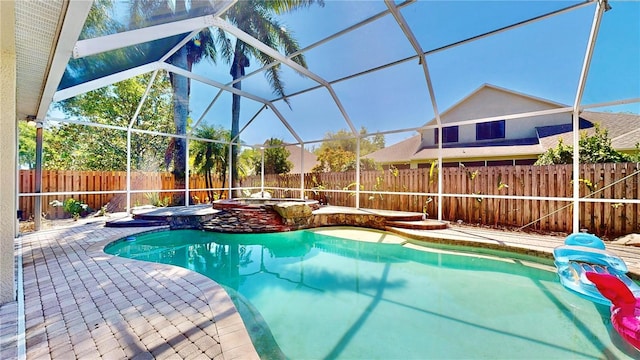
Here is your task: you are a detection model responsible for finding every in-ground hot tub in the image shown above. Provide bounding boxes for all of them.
[205,198,321,233]
[212,197,320,210]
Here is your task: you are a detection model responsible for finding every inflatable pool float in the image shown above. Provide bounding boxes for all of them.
[585,272,640,350]
[553,233,640,305]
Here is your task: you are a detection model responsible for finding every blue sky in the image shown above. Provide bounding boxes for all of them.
[53,0,640,148]
[189,0,639,148]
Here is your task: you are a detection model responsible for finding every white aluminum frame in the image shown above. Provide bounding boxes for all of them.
[23,0,638,236]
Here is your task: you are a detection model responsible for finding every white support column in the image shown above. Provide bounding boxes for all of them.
[34,121,43,230]
[571,0,608,233]
[572,110,581,232]
[126,131,131,212]
[185,138,190,205]
[228,142,233,199]
[127,71,158,212]
[355,137,361,209]
[300,144,305,199]
[437,126,443,222]
[14,127,19,238]
[385,0,443,220]
[261,146,265,195]
[0,0,17,304]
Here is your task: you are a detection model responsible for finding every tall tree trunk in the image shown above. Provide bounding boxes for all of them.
[219,172,227,199]
[219,157,227,199]
[230,44,249,197]
[170,46,189,205]
[205,169,213,202]
[231,88,240,197]
[204,146,213,201]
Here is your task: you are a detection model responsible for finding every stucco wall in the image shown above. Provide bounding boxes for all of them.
[0,0,17,304]
[421,86,570,146]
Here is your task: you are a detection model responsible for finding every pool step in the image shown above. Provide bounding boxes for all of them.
[385,220,448,230]
[376,214,425,222]
[105,217,169,228]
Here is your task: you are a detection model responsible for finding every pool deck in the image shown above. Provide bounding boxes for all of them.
[3,209,640,359]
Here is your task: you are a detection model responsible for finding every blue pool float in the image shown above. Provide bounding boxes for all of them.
[553,233,640,306]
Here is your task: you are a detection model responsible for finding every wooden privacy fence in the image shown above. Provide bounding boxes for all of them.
[19,163,640,236]
[246,162,640,237]
[18,170,223,220]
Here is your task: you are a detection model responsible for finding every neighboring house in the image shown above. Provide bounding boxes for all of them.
[285,144,318,174]
[365,84,640,169]
[539,111,640,156]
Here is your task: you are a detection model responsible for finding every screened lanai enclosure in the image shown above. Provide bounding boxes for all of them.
[17,0,640,236]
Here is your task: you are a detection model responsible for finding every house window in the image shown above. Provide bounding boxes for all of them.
[434,126,459,144]
[476,120,505,140]
[487,160,513,166]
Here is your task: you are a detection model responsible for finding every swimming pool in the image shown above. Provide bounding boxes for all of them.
[105,228,637,359]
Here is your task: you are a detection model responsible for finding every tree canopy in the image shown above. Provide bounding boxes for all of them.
[18,121,40,169]
[191,126,230,201]
[259,138,293,175]
[312,128,384,172]
[535,124,639,165]
[45,73,174,171]
[238,138,293,176]
[126,0,322,195]
[220,0,323,192]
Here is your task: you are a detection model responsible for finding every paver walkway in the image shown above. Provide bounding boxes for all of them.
[3,214,640,359]
[3,218,257,360]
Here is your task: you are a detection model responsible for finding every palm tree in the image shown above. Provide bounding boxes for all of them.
[191,126,230,201]
[131,0,217,204]
[219,0,322,195]
[132,0,322,199]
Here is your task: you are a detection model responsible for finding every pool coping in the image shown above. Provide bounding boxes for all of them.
[388,225,640,280]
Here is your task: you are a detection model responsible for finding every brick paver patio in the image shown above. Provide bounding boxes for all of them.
[3,219,257,359]
[3,214,640,359]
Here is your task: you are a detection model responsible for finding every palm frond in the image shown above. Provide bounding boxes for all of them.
[187,28,217,65]
[215,28,234,63]
[264,0,324,14]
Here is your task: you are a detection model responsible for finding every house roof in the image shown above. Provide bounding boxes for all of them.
[366,84,568,163]
[536,118,593,149]
[363,135,421,164]
[538,112,640,151]
[423,83,568,127]
[364,83,640,165]
[365,135,547,164]
[371,110,640,164]
[411,143,545,161]
[536,118,593,139]
[285,145,318,174]
[14,1,69,121]
[581,111,640,150]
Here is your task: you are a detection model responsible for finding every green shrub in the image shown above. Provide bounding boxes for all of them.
[50,198,89,220]
[536,124,631,165]
[144,192,170,207]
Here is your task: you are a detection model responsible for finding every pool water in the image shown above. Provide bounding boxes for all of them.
[105,229,637,359]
